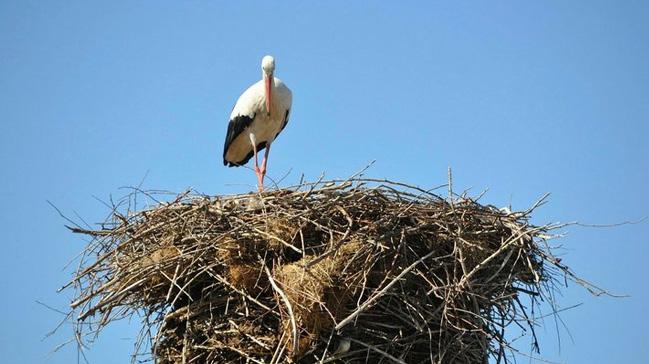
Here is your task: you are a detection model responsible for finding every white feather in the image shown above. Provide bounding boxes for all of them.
[224,77,292,164]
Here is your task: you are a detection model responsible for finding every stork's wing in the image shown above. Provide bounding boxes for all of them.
[275,109,291,140]
[223,113,255,166]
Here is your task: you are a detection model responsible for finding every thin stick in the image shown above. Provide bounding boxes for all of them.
[263,263,298,357]
[335,250,436,331]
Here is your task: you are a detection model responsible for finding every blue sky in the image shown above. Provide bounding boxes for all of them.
[1,1,648,363]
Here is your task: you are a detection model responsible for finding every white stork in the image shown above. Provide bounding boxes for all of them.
[222,55,292,192]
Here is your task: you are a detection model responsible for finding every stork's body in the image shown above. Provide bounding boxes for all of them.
[222,56,292,191]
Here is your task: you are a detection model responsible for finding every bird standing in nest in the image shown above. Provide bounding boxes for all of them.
[223,55,293,192]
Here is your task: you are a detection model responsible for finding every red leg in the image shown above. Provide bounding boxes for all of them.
[250,137,264,192]
[259,143,271,190]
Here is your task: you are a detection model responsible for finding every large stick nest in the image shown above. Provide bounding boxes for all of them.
[64,178,583,363]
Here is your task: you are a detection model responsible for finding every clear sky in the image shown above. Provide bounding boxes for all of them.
[1,1,648,363]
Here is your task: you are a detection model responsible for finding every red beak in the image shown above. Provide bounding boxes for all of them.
[265,74,272,116]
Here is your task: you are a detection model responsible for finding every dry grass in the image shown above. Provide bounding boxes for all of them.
[61,176,595,363]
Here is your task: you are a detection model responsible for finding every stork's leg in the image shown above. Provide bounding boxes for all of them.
[249,134,264,192]
[259,142,272,189]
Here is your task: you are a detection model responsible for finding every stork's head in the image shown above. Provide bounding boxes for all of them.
[261,55,275,116]
[261,55,275,75]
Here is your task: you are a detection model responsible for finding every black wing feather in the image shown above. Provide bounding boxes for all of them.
[223,114,254,166]
[275,109,291,140]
